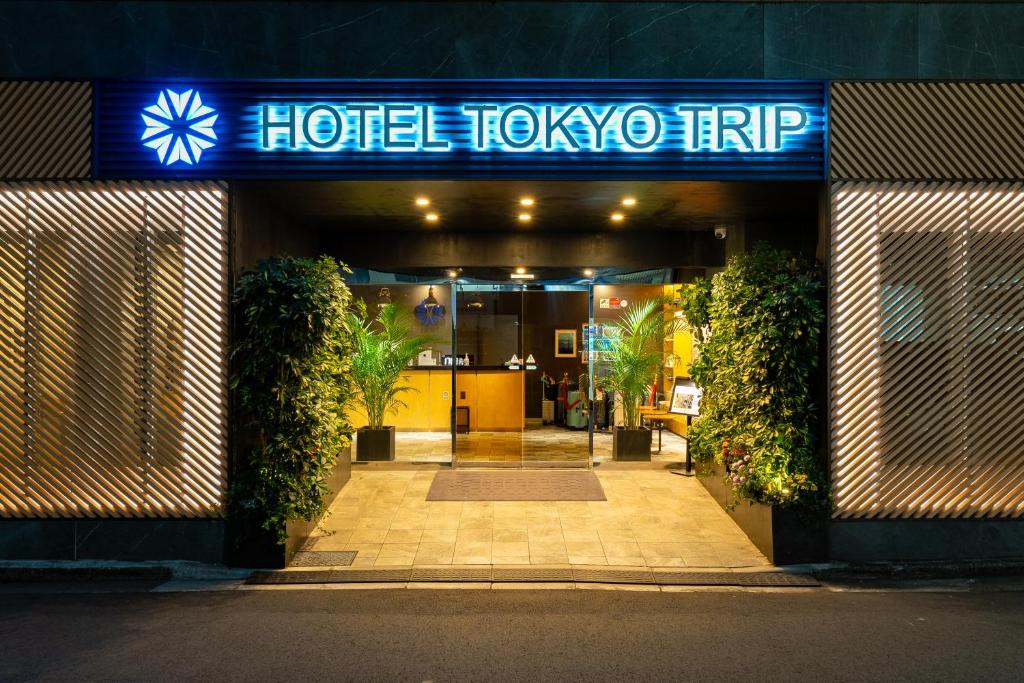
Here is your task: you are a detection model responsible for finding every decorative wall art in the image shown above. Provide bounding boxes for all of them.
[555,329,577,357]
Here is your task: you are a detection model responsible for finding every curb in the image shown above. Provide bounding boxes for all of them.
[0,560,252,583]
[815,559,1024,582]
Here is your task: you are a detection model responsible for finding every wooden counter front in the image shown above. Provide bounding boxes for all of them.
[346,369,525,432]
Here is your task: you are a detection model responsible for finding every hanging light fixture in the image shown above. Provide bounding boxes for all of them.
[424,285,439,309]
[376,287,392,308]
[415,285,446,325]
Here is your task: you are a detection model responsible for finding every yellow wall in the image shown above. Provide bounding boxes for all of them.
[664,284,693,437]
[347,369,524,432]
[475,371,525,431]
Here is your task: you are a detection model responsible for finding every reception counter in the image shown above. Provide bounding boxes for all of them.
[347,368,525,432]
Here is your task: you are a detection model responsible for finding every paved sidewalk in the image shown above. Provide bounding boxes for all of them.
[304,467,768,569]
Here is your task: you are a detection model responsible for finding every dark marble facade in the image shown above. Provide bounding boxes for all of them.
[2,2,1024,81]
[0,519,225,562]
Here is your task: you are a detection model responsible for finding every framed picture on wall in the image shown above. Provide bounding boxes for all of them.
[669,377,702,416]
[554,329,577,358]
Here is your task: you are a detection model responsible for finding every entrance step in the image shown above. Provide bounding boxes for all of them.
[247,566,819,587]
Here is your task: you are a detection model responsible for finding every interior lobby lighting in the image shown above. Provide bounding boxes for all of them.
[425,212,439,222]
[511,272,535,280]
[415,197,431,206]
[519,196,535,206]
[518,213,532,223]
[515,266,527,274]
[446,270,459,279]
[610,212,625,222]
[622,196,637,207]
[583,268,594,277]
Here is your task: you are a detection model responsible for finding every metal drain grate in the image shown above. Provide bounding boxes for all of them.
[410,566,491,582]
[330,569,412,583]
[247,567,821,587]
[653,571,820,587]
[492,567,575,582]
[572,568,656,584]
[289,551,357,567]
[248,570,334,584]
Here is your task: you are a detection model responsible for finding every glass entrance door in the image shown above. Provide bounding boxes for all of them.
[451,283,593,469]
[451,284,524,466]
[521,286,593,468]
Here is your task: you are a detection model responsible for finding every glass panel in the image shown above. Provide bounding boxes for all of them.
[452,284,524,467]
[347,284,453,464]
[521,287,592,468]
[590,283,690,464]
[451,283,596,469]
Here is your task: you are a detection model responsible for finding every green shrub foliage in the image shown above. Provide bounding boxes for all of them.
[677,276,712,344]
[230,256,354,540]
[685,245,827,508]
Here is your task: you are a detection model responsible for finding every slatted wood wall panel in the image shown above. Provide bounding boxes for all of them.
[831,182,1024,519]
[830,82,1024,181]
[0,82,91,179]
[0,182,228,518]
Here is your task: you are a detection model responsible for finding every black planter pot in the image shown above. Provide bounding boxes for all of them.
[356,426,396,461]
[613,427,652,461]
[697,460,828,565]
[228,446,352,568]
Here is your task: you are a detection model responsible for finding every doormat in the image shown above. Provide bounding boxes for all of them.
[426,470,606,501]
[288,550,357,567]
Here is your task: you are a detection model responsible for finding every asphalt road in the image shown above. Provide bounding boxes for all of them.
[1,586,1023,682]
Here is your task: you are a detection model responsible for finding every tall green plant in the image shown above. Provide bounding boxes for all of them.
[686,244,826,508]
[230,256,354,541]
[347,302,434,430]
[603,297,684,429]
[678,277,712,344]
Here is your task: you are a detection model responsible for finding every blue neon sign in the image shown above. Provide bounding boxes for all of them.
[140,88,218,165]
[95,80,826,180]
[255,102,810,154]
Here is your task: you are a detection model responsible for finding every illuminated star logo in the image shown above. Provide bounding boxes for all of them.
[140,89,217,166]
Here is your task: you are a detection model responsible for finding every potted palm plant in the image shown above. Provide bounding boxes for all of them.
[347,302,434,461]
[603,297,683,460]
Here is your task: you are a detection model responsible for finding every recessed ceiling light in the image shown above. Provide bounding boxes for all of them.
[447,270,459,279]
[425,212,439,222]
[518,213,532,223]
[515,266,527,274]
[415,197,431,206]
[519,197,535,207]
[610,212,625,222]
[622,197,637,207]
[583,268,594,277]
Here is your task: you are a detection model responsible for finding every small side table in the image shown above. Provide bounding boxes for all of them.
[640,410,674,453]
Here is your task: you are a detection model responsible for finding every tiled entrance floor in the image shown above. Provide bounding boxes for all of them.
[305,468,769,569]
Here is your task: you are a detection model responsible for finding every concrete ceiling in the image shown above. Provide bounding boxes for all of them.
[246,179,821,233]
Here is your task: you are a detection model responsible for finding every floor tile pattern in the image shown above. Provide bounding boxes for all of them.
[307,468,768,569]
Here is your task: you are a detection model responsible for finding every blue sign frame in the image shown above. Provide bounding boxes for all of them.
[94,79,827,180]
